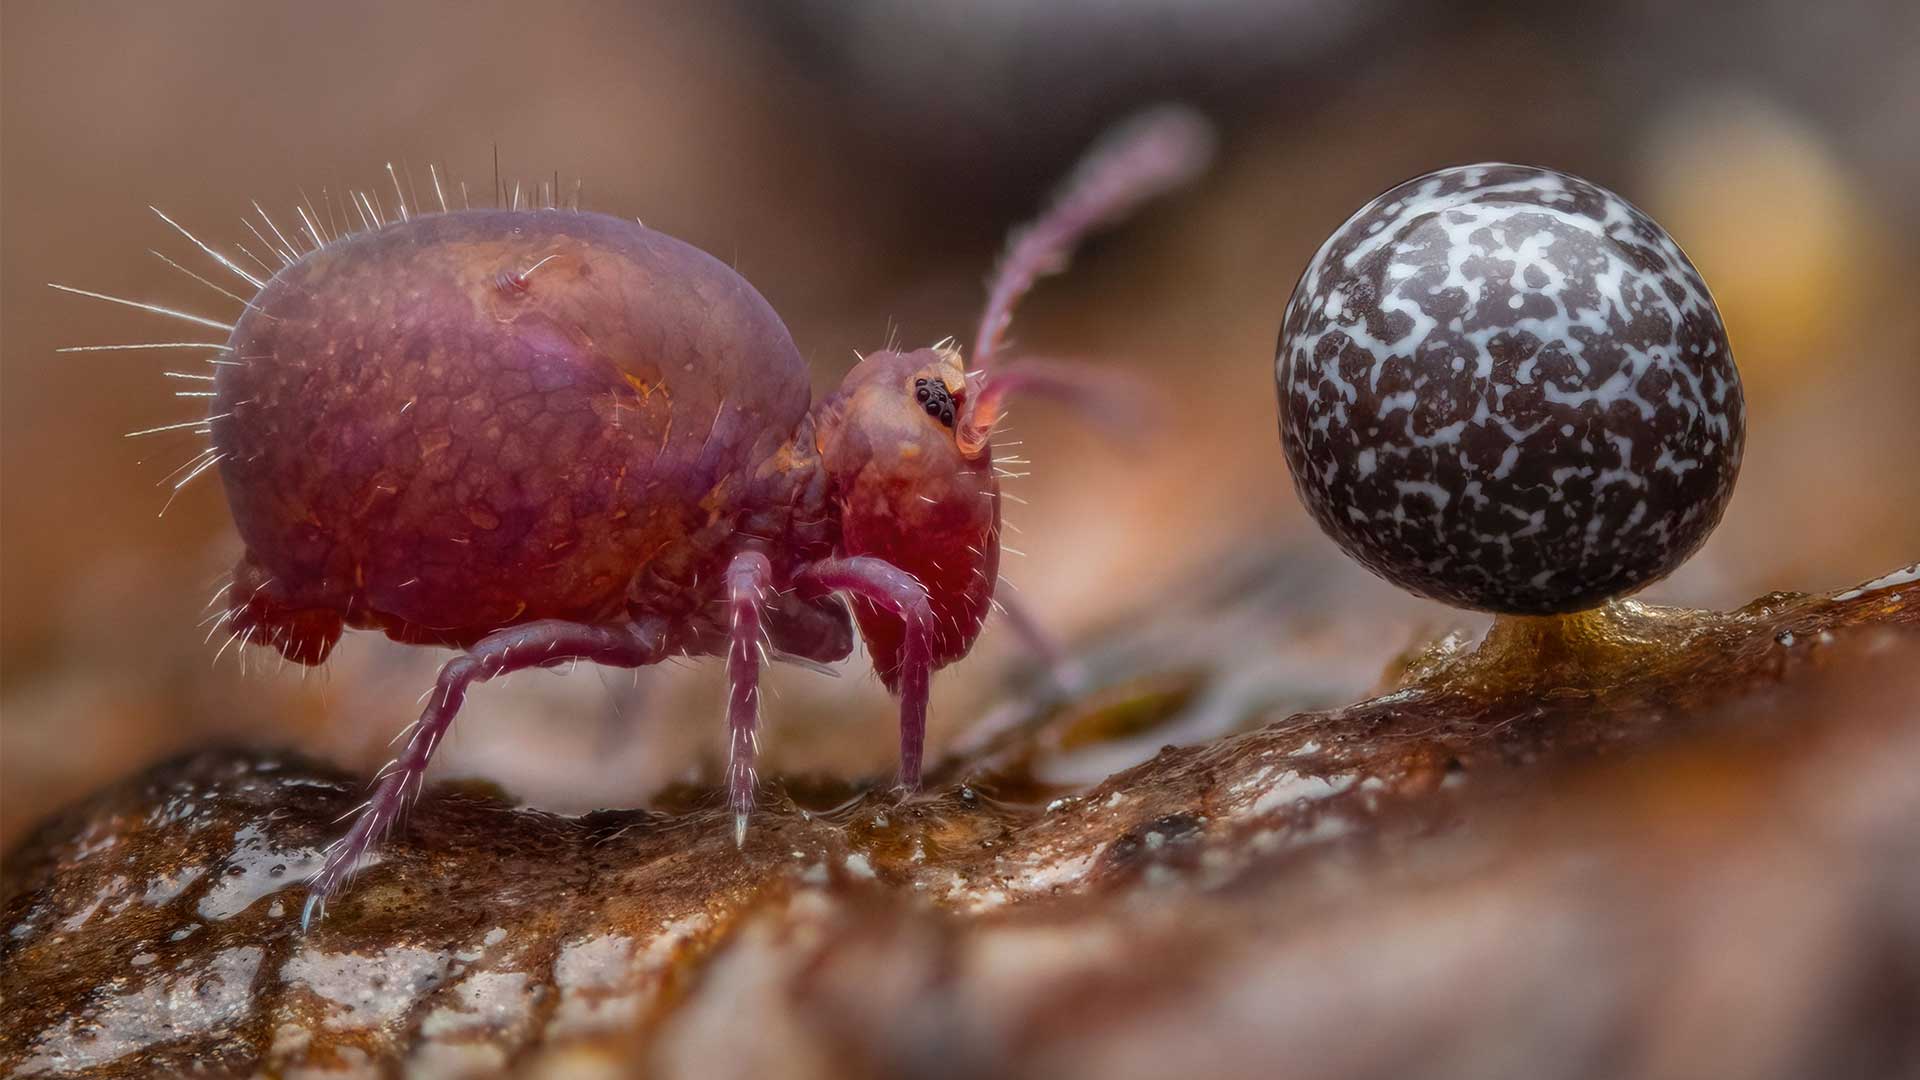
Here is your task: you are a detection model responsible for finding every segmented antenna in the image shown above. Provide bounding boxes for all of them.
[959,105,1214,457]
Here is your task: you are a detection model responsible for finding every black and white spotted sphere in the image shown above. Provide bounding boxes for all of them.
[1276,164,1744,614]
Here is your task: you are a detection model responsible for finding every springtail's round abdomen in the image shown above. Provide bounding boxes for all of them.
[214,209,814,657]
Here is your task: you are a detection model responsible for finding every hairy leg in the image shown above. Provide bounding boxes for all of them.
[723,552,772,845]
[303,616,669,928]
[797,556,936,789]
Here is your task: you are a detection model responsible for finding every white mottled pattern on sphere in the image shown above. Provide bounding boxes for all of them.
[1276,163,1744,614]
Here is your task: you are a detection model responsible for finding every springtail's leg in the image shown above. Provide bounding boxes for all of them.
[301,617,668,929]
[796,556,935,790]
[723,552,772,846]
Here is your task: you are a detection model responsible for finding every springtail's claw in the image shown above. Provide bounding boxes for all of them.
[767,649,841,677]
[733,811,749,849]
[300,892,323,932]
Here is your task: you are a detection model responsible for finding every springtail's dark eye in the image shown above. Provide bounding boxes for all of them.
[913,378,956,428]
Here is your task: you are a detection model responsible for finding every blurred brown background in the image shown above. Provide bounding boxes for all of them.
[4,0,1917,849]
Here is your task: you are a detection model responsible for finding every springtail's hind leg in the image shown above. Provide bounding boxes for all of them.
[797,556,936,790]
[301,616,669,929]
[724,552,772,846]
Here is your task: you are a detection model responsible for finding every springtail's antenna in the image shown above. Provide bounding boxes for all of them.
[959,105,1215,458]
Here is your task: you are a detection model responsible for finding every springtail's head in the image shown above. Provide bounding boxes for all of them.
[816,342,995,686]
[816,104,1215,684]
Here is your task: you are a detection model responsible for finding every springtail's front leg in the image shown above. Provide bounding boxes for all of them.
[796,556,936,790]
[302,617,668,929]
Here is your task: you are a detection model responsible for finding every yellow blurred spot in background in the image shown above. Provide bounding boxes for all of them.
[1640,91,1874,401]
